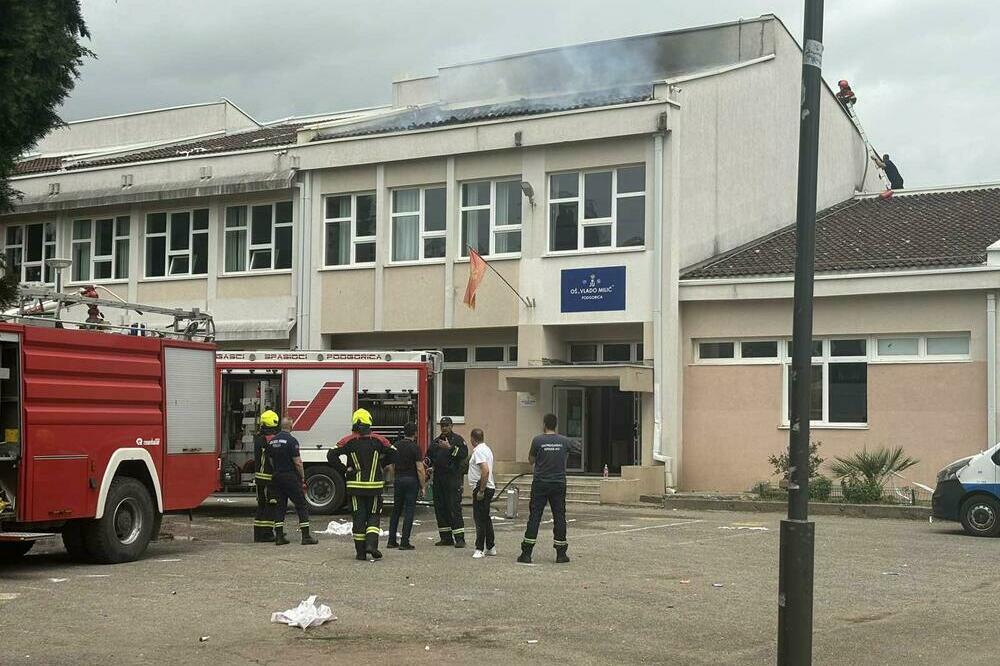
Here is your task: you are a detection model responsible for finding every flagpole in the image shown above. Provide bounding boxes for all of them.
[465,245,532,308]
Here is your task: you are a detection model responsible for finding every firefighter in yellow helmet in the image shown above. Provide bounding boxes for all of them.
[328,408,395,560]
[252,410,280,542]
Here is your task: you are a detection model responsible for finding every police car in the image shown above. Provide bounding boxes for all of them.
[932,443,1000,536]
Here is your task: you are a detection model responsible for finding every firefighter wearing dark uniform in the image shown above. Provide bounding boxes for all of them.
[252,410,280,542]
[267,419,319,546]
[428,416,469,548]
[518,413,576,565]
[328,409,394,561]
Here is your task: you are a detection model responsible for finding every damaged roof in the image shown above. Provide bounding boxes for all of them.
[13,123,304,176]
[683,187,1000,279]
[312,85,655,141]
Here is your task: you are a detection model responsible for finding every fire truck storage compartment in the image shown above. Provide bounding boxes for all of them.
[0,335,21,519]
[220,370,282,487]
[357,368,419,442]
[162,346,218,509]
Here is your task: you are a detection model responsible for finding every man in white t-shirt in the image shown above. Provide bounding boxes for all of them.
[468,428,496,559]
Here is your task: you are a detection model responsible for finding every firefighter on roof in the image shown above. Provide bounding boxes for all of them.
[267,417,319,546]
[252,410,280,542]
[328,408,394,561]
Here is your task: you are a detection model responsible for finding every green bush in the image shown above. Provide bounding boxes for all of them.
[768,441,825,479]
[810,475,832,501]
[840,476,884,504]
[752,481,787,502]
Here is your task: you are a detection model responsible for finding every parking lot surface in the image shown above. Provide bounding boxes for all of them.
[1,502,996,665]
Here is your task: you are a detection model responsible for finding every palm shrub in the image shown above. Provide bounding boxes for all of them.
[830,447,918,504]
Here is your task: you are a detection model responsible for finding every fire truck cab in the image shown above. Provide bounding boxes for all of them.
[216,350,440,513]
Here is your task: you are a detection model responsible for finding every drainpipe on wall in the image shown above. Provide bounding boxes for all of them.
[988,292,997,447]
[652,132,667,464]
[293,170,311,350]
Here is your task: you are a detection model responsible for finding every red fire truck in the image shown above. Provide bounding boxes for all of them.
[216,350,441,513]
[0,287,218,564]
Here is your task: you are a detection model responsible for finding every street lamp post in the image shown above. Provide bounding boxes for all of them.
[777,2,824,665]
[45,257,72,320]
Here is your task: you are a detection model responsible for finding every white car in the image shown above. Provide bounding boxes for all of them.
[932,443,1000,536]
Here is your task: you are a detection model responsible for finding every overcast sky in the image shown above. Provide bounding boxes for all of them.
[60,0,998,188]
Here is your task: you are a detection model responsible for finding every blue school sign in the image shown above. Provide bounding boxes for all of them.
[560,266,626,313]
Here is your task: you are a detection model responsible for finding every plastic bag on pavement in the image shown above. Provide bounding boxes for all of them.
[314,520,354,536]
[270,595,336,630]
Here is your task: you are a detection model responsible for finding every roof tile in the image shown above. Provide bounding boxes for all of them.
[683,188,1000,279]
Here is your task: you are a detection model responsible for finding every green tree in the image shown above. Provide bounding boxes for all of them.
[0,1,91,304]
[830,446,919,503]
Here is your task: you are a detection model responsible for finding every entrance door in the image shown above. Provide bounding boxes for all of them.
[554,386,585,472]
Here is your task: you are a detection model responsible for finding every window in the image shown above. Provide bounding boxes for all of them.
[568,342,642,364]
[508,346,518,363]
[570,344,598,363]
[699,342,735,359]
[391,186,446,262]
[927,336,970,356]
[742,341,779,358]
[324,194,376,266]
[876,337,918,357]
[783,339,867,426]
[71,217,130,282]
[548,165,645,252]
[441,369,466,419]
[4,222,56,283]
[224,202,293,272]
[443,347,468,363]
[145,209,209,277]
[474,346,505,363]
[461,179,521,257]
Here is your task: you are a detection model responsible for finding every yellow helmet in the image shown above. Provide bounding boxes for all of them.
[352,408,373,426]
[259,410,279,428]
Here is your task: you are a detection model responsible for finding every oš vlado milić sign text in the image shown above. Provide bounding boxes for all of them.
[560,266,626,312]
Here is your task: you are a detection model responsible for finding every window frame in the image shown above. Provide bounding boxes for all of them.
[547,164,646,254]
[223,201,293,274]
[3,221,57,284]
[144,208,209,279]
[389,185,447,264]
[70,216,130,283]
[433,343,519,423]
[568,341,643,365]
[322,192,377,269]
[779,339,869,428]
[459,177,522,259]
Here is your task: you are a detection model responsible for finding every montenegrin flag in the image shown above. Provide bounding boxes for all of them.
[463,249,488,309]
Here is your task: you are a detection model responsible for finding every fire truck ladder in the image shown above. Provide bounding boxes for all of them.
[3,284,215,341]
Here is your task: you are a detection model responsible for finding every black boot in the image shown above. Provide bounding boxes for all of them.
[366,535,382,560]
[274,527,290,546]
[454,534,466,549]
[355,542,367,561]
[516,543,533,564]
[434,531,454,546]
[301,526,318,545]
[386,539,399,549]
[399,542,415,550]
[555,546,570,563]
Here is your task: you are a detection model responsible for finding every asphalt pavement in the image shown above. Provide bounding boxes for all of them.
[1,502,996,665]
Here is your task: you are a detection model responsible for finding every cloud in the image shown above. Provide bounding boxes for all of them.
[62,0,998,187]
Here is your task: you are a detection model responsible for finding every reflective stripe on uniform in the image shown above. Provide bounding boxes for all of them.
[439,527,452,533]
[353,534,366,541]
[300,522,310,528]
[452,528,464,535]
[450,446,459,457]
[370,451,379,482]
[522,538,536,544]
[553,540,568,546]
[346,481,384,489]
[275,522,285,528]
[254,473,273,480]
[366,526,381,534]
[253,520,274,527]
[352,497,358,512]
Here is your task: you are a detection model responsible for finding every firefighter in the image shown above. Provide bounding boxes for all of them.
[428,416,469,548]
[268,417,319,546]
[252,410,280,542]
[518,413,577,564]
[328,409,394,561]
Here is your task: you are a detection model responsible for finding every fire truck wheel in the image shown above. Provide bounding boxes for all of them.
[62,521,94,562]
[0,541,34,562]
[84,477,156,564]
[305,465,346,514]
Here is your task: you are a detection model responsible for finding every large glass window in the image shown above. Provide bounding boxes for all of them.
[391,186,446,262]
[784,339,867,425]
[441,369,465,420]
[145,209,209,277]
[224,201,292,272]
[4,222,56,283]
[461,179,522,257]
[324,193,376,267]
[71,216,130,282]
[548,165,646,252]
